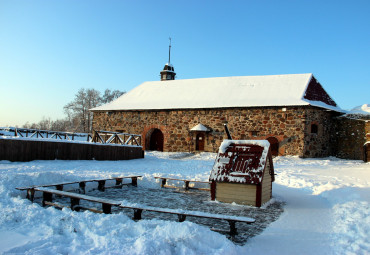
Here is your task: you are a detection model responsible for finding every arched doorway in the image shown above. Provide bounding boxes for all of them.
[267,137,279,156]
[148,129,164,151]
[196,133,205,151]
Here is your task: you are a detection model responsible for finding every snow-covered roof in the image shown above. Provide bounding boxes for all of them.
[190,124,210,132]
[209,140,274,184]
[347,104,370,116]
[91,73,343,112]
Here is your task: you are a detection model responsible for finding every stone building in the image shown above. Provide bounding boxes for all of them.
[91,62,354,158]
[333,105,370,161]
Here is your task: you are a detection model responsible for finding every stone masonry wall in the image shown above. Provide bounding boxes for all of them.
[92,106,338,157]
[303,108,338,158]
[334,117,369,160]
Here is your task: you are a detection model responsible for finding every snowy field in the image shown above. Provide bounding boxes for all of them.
[0,152,369,254]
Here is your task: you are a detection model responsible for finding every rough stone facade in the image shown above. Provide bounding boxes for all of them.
[333,116,370,160]
[92,106,340,158]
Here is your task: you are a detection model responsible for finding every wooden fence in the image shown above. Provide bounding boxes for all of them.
[0,138,144,162]
[1,127,89,141]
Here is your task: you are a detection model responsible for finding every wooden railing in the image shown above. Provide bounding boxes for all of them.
[0,127,89,141]
[0,128,142,147]
[91,130,142,146]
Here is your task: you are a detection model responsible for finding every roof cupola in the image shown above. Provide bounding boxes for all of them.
[160,38,176,81]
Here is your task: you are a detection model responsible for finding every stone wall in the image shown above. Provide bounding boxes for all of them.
[334,116,369,160]
[303,108,338,157]
[92,106,338,157]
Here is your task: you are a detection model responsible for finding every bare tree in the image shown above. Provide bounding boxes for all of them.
[101,89,125,104]
[64,88,101,132]
[19,88,124,133]
[50,119,69,132]
[38,117,52,130]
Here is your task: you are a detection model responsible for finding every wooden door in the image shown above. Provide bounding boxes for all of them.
[149,129,164,151]
[196,133,205,151]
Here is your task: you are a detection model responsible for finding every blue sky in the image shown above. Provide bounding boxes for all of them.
[0,0,369,126]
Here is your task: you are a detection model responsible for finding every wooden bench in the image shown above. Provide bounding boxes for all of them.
[16,176,142,201]
[33,187,255,236]
[154,177,210,191]
[35,187,122,214]
[120,204,255,235]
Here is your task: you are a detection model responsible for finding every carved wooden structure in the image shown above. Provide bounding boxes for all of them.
[209,140,275,207]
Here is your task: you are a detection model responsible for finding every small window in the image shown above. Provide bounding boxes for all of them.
[252,131,259,137]
[311,123,318,134]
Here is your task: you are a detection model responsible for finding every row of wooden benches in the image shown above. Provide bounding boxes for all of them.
[34,186,254,235]
[17,176,208,195]
[16,176,255,236]
[16,176,141,201]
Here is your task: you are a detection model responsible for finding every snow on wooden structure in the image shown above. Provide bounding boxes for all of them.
[209,140,275,207]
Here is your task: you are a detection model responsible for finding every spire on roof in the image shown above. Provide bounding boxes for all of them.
[168,37,171,64]
[160,37,176,81]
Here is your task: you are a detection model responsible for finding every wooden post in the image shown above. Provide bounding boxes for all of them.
[56,185,63,198]
[131,177,138,187]
[364,144,368,163]
[71,198,80,211]
[42,192,53,207]
[177,214,186,222]
[79,182,86,194]
[184,181,190,190]
[161,178,167,188]
[210,181,216,200]
[102,203,112,214]
[228,220,238,236]
[27,188,35,202]
[133,209,143,220]
[256,184,262,207]
[98,180,106,191]
[115,178,123,187]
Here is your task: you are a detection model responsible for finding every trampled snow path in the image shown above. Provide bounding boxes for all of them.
[0,153,369,254]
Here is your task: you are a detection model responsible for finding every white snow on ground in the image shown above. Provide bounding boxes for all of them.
[0,152,369,254]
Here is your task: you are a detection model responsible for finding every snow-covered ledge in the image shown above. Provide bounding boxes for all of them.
[190,123,211,132]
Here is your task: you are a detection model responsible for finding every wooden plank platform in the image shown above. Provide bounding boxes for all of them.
[154,176,210,191]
